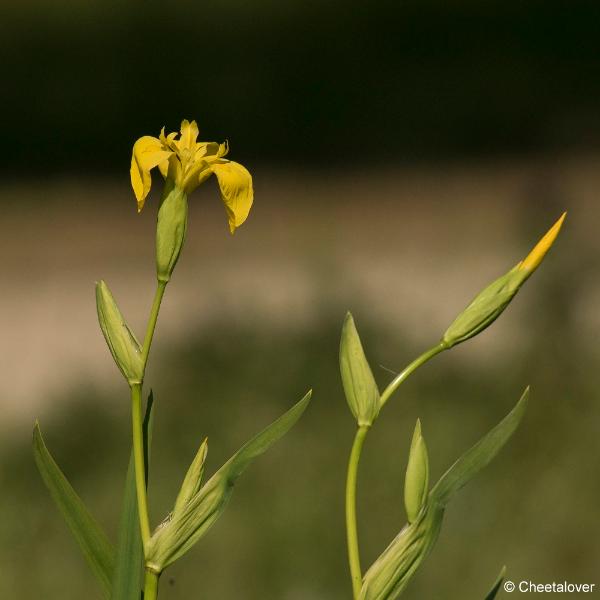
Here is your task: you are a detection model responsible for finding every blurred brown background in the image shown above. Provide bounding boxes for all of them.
[1,1,600,598]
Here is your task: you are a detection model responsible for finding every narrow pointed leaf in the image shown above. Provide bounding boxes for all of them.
[361,391,527,600]
[146,390,312,572]
[111,458,141,600]
[111,392,154,600]
[33,422,115,597]
[431,388,529,507]
[485,566,507,600]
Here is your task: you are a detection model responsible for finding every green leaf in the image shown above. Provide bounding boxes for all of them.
[111,392,154,600]
[430,387,529,506]
[361,390,527,600]
[485,566,507,600]
[33,422,115,597]
[145,390,312,572]
[340,312,380,426]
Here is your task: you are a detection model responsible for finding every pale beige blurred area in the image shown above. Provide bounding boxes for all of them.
[1,156,598,434]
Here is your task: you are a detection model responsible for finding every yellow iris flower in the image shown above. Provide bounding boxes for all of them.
[130,119,253,233]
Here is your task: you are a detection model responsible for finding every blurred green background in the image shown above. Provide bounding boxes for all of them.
[1,1,600,598]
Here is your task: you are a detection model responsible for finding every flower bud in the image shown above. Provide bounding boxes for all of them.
[442,266,524,348]
[173,438,208,516]
[442,213,565,348]
[96,280,143,385]
[339,312,380,427]
[404,419,429,523]
[145,391,312,573]
[360,503,443,600]
[156,180,188,283]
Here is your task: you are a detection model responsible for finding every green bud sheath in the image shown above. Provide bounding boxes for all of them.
[156,180,188,283]
[442,265,526,348]
[95,280,143,385]
[361,502,444,600]
[146,391,311,572]
[340,312,380,427]
[442,214,566,348]
[404,420,429,523]
[173,438,208,516]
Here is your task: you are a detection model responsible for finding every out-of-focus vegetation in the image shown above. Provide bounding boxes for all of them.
[2,227,599,597]
[2,0,600,596]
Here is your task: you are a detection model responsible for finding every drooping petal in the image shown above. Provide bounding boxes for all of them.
[159,153,182,184]
[130,136,172,211]
[158,159,169,179]
[211,161,254,233]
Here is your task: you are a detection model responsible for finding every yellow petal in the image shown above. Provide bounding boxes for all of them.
[194,142,220,160]
[211,161,254,233]
[217,140,229,158]
[159,127,178,152]
[179,119,199,151]
[519,212,567,272]
[158,158,169,179]
[181,141,222,192]
[130,136,172,211]
[182,161,212,194]
[158,154,182,183]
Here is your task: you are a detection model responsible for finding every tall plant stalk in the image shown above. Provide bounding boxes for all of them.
[344,345,444,599]
[33,119,312,600]
[340,214,565,599]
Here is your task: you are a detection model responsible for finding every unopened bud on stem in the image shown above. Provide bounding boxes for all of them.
[173,439,208,516]
[96,280,143,385]
[156,180,188,283]
[340,312,380,427]
[404,419,429,523]
[442,213,566,348]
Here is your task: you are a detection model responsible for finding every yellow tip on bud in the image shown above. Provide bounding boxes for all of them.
[519,212,566,272]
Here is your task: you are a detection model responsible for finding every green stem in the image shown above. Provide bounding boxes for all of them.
[131,281,168,552]
[344,343,447,598]
[143,569,160,600]
[346,425,369,599]
[378,342,447,410]
[141,281,167,370]
[131,383,151,545]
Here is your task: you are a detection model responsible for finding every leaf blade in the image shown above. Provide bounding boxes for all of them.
[111,392,154,600]
[146,390,312,571]
[431,388,529,506]
[33,422,115,597]
[485,565,507,600]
